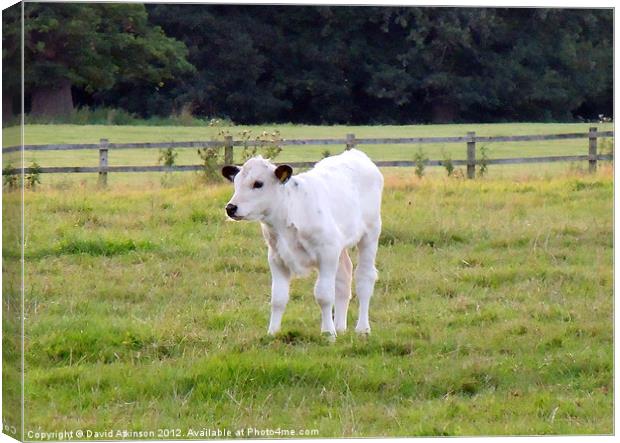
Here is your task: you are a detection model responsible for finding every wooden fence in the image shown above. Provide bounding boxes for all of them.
[3,127,614,184]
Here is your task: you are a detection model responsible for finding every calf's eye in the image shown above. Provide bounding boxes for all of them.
[252,181,263,189]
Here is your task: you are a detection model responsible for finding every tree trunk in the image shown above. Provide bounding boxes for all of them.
[30,78,74,117]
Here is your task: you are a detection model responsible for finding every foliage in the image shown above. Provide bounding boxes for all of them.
[140,5,612,124]
[413,147,427,178]
[27,3,194,89]
[2,162,19,190]
[25,161,42,189]
[196,146,222,183]
[441,150,455,176]
[157,147,178,187]
[322,149,332,159]
[235,129,283,163]
[19,106,234,127]
[2,3,194,116]
[158,147,178,168]
[256,130,283,160]
[3,5,612,123]
[238,130,258,163]
[478,145,490,178]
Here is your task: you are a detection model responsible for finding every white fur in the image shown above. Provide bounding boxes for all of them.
[225,149,383,337]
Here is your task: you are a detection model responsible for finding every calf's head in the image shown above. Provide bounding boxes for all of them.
[222,156,292,221]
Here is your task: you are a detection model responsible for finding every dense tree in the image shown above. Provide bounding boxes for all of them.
[141,5,612,124]
[2,3,22,120]
[8,3,194,117]
[3,4,612,123]
[363,7,613,122]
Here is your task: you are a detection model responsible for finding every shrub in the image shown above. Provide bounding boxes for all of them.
[237,129,283,163]
[478,145,490,178]
[158,147,178,168]
[197,146,223,183]
[25,161,42,190]
[22,106,235,127]
[158,147,178,188]
[256,130,283,160]
[238,130,258,163]
[24,107,139,125]
[441,150,454,177]
[414,147,427,178]
[3,162,18,190]
[105,108,139,125]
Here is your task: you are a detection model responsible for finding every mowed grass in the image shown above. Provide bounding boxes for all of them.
[3,122,614,171]
[11,164,612,437]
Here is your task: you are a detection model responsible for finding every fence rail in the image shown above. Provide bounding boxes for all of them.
[3,128,614,182]
[2,130,614,154]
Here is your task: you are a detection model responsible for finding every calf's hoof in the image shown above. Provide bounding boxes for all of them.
[321,331,337,343]
[355,326,371,336]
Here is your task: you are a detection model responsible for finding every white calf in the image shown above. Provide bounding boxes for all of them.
[222,149,383,337]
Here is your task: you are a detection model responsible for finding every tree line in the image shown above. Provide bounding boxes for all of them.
[2,3,613,125]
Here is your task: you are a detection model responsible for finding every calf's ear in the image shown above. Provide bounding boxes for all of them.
[274,164,293,184]
[222,165,240,182]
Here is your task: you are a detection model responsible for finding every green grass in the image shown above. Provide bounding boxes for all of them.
[6,164,612,437]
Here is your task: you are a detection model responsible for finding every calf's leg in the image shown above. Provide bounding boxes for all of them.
[267,258,290,335]
[314,254,339,336]
[334,249,353,333]
[355,227,380,334]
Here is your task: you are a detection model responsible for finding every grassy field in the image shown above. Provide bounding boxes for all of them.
[5,158,612,437]
[2,122,614,436]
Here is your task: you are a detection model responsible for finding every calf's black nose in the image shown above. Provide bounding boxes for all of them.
[225,203,238,217]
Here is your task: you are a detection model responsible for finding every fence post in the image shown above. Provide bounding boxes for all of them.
[346,133,356,150]
[466,131,476,179]
[224,135,233,165]
[98,138,109,186]
[589,127,597,173]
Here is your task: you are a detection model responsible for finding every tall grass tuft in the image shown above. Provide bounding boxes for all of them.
[57,238,156,256]
[21,107,235,127]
